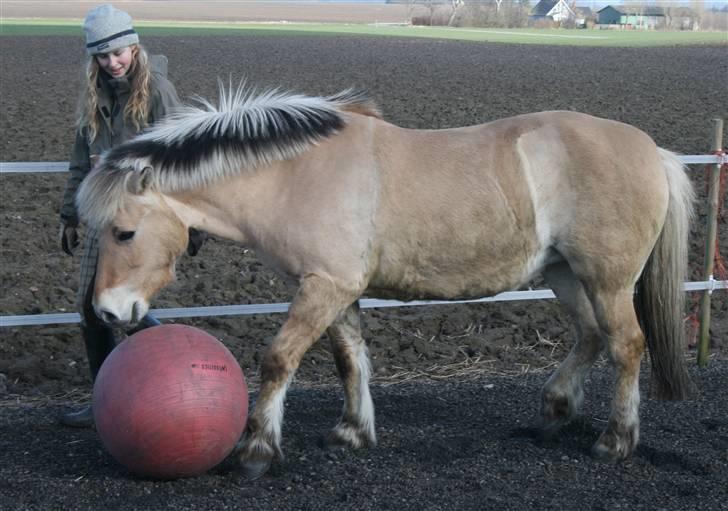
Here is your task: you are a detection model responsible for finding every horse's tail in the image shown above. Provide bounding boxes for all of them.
[635,148,695,400]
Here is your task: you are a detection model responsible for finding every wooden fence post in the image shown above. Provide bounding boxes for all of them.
[697,118,724,367]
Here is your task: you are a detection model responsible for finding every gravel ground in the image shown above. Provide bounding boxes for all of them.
[1,362,727,511]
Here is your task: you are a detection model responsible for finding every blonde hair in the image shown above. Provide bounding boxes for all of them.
[76,44,152,142]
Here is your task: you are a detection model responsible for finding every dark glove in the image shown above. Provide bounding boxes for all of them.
[60,223,80,256]
[187,228,207,257]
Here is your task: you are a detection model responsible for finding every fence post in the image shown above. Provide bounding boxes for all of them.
[697,118,724,367]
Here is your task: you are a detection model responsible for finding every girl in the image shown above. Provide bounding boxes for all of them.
[58,4,204,427]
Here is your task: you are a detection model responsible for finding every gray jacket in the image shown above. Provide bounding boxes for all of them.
[60,55,180,226]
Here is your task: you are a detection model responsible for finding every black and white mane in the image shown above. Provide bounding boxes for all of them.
[77,85,379,228]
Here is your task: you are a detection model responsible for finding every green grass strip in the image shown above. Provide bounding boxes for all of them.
[1,18,726,47]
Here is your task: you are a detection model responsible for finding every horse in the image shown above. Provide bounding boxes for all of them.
[76,85,694,480]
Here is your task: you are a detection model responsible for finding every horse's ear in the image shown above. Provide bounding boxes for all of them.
[127,166,154,195]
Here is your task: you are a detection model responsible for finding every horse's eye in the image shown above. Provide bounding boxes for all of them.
[117,231,135,242]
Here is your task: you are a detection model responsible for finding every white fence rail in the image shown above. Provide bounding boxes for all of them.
[1,156,725,327]
[1,281,726,328]
[1,154,727,174]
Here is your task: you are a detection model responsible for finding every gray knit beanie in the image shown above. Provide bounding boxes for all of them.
[84,4,139,55]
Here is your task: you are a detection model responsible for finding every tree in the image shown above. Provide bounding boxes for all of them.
[690,0,705,24]
[408,0,464,26]
[448,0,465,25]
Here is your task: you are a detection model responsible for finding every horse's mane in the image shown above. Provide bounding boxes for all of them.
[76,85,381,228]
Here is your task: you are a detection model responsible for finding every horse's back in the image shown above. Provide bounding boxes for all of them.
[362,111,669,299]
[364,114,551,299]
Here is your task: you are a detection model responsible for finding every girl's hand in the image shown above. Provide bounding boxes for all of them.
[187,228,207,257]
[60,223,80,256]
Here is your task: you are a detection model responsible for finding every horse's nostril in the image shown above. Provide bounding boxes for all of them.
[99,309,119,324]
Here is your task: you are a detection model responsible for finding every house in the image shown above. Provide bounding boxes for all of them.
[530,0,576,24]
[597,5,666,29]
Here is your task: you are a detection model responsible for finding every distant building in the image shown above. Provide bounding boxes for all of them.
[530,0,576,24]
[597,5,666,29]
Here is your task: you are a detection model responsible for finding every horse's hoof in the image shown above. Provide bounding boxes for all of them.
[320,424,375,451]
[591,428,636,462]
[591,442,622,462]
[239,458,272,480]
[319,431,357,451]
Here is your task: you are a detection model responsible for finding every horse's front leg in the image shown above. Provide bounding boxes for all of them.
[324,302,376,449]
[238,274,358,480]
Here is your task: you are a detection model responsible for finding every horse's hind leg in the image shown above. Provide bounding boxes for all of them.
[542,262,604,433]
[589,287,645,461]
[238,274,358,479]
[324,302,376,449]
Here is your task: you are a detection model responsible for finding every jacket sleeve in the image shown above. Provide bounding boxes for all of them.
[60,128,91,227]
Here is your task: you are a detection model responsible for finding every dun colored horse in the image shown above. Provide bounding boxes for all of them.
[76,86,694,479]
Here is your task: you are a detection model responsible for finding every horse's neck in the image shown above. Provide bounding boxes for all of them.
[164,166,285,245]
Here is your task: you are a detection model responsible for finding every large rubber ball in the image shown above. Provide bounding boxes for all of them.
[93,324,248,479]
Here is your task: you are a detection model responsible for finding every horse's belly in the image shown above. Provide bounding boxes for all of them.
[367,243,553,301]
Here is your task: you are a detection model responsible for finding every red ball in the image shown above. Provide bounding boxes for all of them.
[93,324,248,479]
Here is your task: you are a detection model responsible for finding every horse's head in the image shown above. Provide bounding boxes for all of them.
[75,83,375,325]
[77,165,188,325]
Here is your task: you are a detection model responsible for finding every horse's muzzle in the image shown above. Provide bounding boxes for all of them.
[94,301,145,327]
[96,307,125,326]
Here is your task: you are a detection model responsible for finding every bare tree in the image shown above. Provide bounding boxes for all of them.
[413,0,532,29]
[448,0,465,26]
[664,5,674,29]
[415,0,440,25]
[690,0,705,27]
[409,0,463,26]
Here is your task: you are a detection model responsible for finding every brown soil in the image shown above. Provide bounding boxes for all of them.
[0,33,726,509]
